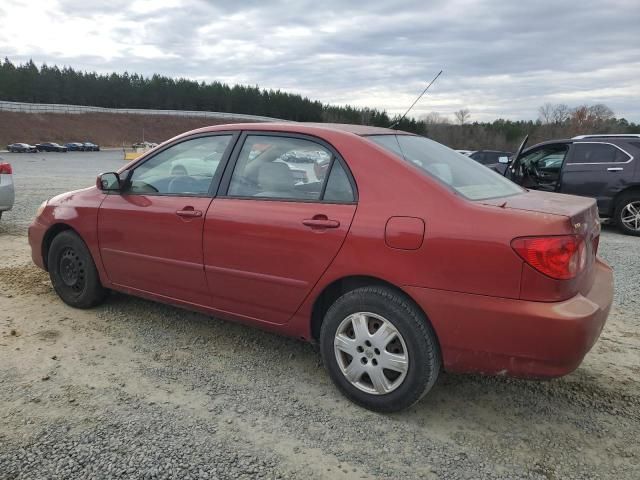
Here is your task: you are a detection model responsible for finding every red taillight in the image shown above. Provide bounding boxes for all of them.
[511,235,586,280]
[0,162,12,174]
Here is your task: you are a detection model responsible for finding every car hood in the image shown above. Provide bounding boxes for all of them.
[49,186,99,206]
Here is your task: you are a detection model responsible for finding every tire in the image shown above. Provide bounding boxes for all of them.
[48,230,107,308]
[320,286,441,413]
[615,192,640,236]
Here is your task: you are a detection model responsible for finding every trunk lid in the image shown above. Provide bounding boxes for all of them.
[479,189,599,230]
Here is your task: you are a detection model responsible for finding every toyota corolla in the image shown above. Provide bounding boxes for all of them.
[28,123,613,412]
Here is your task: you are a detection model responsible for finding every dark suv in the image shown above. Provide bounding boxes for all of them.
[503,134,640,235]
[468,150,512,165]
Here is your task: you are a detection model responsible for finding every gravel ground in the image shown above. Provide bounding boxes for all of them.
[0,151,639,479]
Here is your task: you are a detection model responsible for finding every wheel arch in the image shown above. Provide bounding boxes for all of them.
[42,223,81,271]
[613,185,640,213]
[309,275,440,348]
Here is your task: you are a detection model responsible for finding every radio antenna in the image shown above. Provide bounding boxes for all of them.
[389,70,443,129]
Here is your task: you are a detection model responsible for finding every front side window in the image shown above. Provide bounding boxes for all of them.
[568,143,630,164]
[228,135,335,201]
[368,135,524,200]
[128,135,232,195]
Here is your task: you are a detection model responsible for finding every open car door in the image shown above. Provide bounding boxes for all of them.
[504,135,528,181]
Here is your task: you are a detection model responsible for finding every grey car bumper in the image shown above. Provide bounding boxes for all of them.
[0,173,15,211]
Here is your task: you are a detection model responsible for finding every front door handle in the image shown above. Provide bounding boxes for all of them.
[607,167,623,172]
[176,207,203,218]
[302,215,340,229]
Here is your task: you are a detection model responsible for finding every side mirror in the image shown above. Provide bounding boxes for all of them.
[498,156,509,164]
[97,172,121,191]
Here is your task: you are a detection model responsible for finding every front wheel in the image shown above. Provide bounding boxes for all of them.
[48,230,107,308]
[320,286,441,412]
[615,193,640,236]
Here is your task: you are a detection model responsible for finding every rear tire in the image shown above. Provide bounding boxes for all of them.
[615,193,640,236]
[48,230,107,308]
[320,286,441,413]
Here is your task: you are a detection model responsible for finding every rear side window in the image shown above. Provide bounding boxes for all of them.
[228,135,334,201]
[324,161,355,202]
[368,135,523,200]
[568,143,630,164]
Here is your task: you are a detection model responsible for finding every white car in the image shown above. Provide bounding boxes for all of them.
[0,161,15,220]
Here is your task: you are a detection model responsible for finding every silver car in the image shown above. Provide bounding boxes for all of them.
[0,161,15,220]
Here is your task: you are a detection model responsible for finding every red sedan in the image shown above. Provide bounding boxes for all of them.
[28,123,613,412]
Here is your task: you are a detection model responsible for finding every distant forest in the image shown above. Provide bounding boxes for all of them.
[1,59,638,150]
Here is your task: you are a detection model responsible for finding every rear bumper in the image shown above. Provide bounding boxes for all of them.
[28,219,47,270]
[405,259,614,378]
[0,179,15,211]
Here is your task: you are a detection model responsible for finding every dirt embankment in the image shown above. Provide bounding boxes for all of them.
[0,111,260,147]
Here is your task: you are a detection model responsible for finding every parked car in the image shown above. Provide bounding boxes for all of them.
[28,123,613,412]
[36,142,67,152]
[0,161,15,220]
[501,134,640,235]
[65,142,86,151]
[132,141,158,149]
[7,143,37,153]
[455,149,473,156]
[467,149,513,166]
[83,142,100,151]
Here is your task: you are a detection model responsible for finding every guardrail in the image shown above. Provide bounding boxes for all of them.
[0,100,283,122]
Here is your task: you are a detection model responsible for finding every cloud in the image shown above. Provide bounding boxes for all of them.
[1,0,639,121]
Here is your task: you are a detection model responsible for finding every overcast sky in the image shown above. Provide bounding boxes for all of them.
[1,0,639,122]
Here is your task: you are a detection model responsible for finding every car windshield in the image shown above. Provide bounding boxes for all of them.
[367,134,524,200]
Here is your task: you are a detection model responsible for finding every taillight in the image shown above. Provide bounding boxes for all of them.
[0,162,12,174]
[511,235,586,280]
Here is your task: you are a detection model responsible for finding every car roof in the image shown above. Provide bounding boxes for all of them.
[526,136,640,151]
[572,134,640,140]
[190,122,410,137]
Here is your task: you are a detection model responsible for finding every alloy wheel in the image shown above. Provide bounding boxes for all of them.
[620,201,640,232]
[333,312,409,395]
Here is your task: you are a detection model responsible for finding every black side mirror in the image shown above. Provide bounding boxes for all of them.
[97,172,121,191]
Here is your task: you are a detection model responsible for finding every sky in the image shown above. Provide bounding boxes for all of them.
[1,0,639,122]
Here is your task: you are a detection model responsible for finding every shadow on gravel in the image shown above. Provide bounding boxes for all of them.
[94,290,639,424]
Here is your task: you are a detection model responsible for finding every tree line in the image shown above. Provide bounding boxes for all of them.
[0,59,637,150]
[0,58,412,130]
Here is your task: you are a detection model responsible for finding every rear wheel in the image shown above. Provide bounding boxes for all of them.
[615,193,640,236]
[48,230,107,308]
[320,286,441,412]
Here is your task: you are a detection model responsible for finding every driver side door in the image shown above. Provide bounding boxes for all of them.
[97,133,237,306]
[510,144,569,191]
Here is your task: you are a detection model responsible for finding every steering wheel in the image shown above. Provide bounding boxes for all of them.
[528,161,541,179]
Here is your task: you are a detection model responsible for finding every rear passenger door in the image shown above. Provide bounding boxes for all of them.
[560,142,633,214]
[203,133,357,325]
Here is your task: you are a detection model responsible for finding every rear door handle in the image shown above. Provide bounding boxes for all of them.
[302,217,340,229]
[176,207,203,218]
[607,167,623,172]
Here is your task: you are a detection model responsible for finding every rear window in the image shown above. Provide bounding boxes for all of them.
[368,135,524,200]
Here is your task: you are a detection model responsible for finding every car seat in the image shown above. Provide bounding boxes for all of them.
[256,162,296,198]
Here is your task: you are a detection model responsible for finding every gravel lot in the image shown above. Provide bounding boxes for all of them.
[1,151,639,479]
